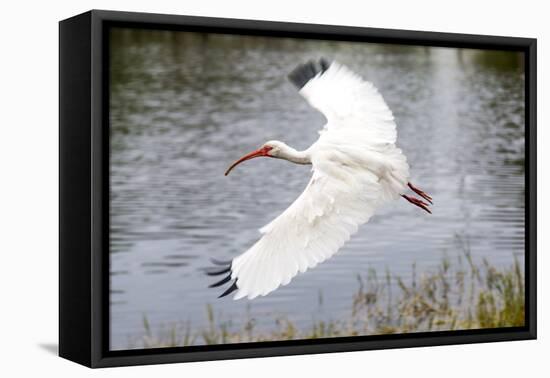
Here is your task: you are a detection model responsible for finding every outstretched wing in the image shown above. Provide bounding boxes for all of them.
[209,157,384,300]
[289,59,397,145]
[209,59,409,299]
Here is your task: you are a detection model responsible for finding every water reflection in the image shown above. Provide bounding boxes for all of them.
[109,29,525,350]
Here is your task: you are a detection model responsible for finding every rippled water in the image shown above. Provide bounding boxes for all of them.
[109,29,525,350]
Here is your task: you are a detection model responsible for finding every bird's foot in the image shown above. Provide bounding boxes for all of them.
[408,182,433,204]
[402,194,432,214]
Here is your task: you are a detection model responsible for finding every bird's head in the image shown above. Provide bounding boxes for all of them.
[224,140,289,176]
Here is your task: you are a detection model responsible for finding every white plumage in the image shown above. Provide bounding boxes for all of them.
[210,59,431,300]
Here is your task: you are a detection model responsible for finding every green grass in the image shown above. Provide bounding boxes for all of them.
[131,245,524,349]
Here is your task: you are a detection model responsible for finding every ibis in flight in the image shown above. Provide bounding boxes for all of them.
[208,59,432,300]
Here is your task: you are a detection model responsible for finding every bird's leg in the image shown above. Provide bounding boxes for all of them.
[401,194,432,214]
[408,182,433,204]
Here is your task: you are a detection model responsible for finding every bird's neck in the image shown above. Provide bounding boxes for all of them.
[279,146,311,165]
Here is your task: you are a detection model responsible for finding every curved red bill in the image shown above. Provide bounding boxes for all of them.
[224,146,273,176]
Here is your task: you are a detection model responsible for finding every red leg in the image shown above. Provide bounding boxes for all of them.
[402,194,432,214]
[408,182,433,204]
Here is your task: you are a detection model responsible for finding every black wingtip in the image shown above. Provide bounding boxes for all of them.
[207,258,238,297]
[288,58,332,89]
[218,281,239,298]
[319,57,330,71]
[205,266,231,276]
[209,274,232,288]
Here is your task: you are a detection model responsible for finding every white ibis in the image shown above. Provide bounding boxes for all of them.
[208,59,432,299]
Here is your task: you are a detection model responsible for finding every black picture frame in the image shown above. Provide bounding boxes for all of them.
[59,9,537,368]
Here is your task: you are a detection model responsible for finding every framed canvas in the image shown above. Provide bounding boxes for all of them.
[59,9,537,368]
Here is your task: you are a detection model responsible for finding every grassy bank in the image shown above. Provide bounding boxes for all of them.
[133,246,524,348]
